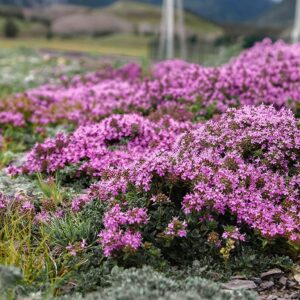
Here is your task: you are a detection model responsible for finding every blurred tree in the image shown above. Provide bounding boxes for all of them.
[242,34,275,49]
[4,18,19,38]
[45,22,53,39]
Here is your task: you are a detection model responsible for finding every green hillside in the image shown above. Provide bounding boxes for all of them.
[0,1,223,60]
[100,1,222,38]
[0,17,46,37]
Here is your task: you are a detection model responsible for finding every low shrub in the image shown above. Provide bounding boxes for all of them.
[3,18,19,38]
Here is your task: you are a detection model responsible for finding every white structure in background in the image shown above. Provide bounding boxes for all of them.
[292,0,300,43]
[159,0,187,59]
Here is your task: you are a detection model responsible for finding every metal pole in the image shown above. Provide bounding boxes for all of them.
[292,0,300,43]
[159,0,186,60]
[166,0,174,59]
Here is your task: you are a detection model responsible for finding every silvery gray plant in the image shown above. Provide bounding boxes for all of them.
[0,265,23,299]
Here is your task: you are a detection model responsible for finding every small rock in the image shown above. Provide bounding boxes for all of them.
[251,277,262,285]
[294,274,300,285]
[292,266,300,284]
[266,296,277,300]
[231,275,247,280]
[278,276,287,287]
[291,291,300,299]
[259,280,274,291]
[222,279,257,290]
[261,268,283,280]
[287,280,297,288]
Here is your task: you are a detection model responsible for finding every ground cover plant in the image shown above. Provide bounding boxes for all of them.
[0,48,83,97]
[0,39,299,299]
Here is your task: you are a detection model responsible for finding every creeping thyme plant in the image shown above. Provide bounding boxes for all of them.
[0,39,299,298]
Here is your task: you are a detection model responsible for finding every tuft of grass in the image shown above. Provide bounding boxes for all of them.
[36,173,65,206]
[0,208,54,286]
[47,214,94,248]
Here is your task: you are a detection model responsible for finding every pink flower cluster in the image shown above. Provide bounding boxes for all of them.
[150,39,300,113]
[0,193,9,210]
[90,106,299,255]
[4,41,300,258]
[98,204,148,256]
[0,192,35,215]
[1,39,300,130]
[14,114,191,176]
[164,217,187,238]
[66,239,87,257]
[0,111,25,127]
[222,227,246,242]
[0,192,65,225]
[0,64,144,128]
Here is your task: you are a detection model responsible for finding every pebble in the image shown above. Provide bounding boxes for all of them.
[259,281,275,291]
[261,269,284,280]
[279,276,287,287]
[291,291,300,299]
[287,280,297,288]
[266,296,277,300]
[251,277,263,285]
[222,279,257,290]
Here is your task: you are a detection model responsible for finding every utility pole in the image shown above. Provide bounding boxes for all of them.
[292,0,300,43]
[159,0,186,60]
[176,0,187,59]
[166,0,175,59]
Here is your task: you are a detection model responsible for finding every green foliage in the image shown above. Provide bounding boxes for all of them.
[51,201,109,294]
[242,35,275,49]
[226,246,293,276]
[46,27,54,40]
[44,199,104,248]
[57,165,95,192]
[78,200,107,240]
[0,48,83,98]
[0,41,297,300]
[0,150,16,169]
[0,206,55,290]
[1,126,39,154]
[101,183,295,276]
[66,262,113,294]
[0,171,41,198]
[36,174,63,203]
[47,215,94,248]
[190,97,220,121]
[169,248,293,283]
[56,266,257,300]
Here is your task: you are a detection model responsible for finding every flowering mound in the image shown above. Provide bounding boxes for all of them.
[0,40,300,132]
[3,42,300,297]
[93,106,300,256]
[15,114,191,176]
[0,63,144,127]
[148,40,300,116]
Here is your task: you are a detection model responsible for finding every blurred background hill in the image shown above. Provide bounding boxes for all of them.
[0,0,279,24]
[255,0,294,28]
[0,1,222,37]
[0,0,295,64]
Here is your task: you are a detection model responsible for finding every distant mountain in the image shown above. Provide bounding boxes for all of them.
[183,0,276,23]
[20,1,221,38]
[0,0,278,24]
[256,0,295,28]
